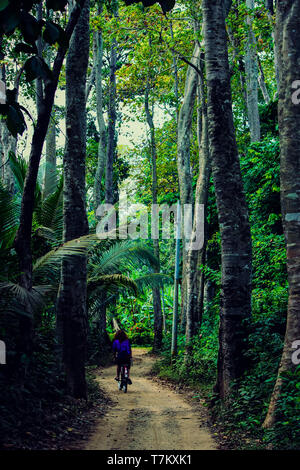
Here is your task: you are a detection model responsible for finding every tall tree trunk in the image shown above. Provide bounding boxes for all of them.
[93,2,107,209]
[1,123,16,193]
[145,77,162,353]
[265,0,280,95]
[202,0,252,399]
[42,8,57,199]
[263,0,300,428]
[258,57,271,104]
[185,65,211,346]
[0,64,15,194]
[56,0,90,399]
[170,20,179,122]
[43,110,57,199]
[105,2,118,206]
[177,43,201,330]
[177,43,200,208]
[36,2,44,114]
[245,0,261,142]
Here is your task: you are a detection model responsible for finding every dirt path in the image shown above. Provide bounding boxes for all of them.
[84,348,217,450]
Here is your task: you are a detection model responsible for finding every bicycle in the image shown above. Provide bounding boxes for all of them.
[118,363,129,393]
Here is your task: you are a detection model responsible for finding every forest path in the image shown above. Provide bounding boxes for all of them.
[84,348,217,450]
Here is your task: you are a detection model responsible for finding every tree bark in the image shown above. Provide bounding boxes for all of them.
[258,57,271,105]
[0,65,15,194]
[35,2,44,115]
[1,122,16,194]
[177,43,201,330]
[56,0,90,399]
[185,64,211,346]
[43,109,57,199]
[203,0,252,399]
[265,0,280,94]
[245,0,261,142]
[105,3,118,206]
[263,0,300,428]
[93,1,107,209]
[145,76,163,353]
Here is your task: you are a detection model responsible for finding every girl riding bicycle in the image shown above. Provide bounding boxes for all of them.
[112,330,132,384]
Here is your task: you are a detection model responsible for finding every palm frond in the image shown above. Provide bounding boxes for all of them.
[32,233,114,282]
[134,273,172,292]
[88,274,138,296]
[8,151,27,194]
[0,183,20,248]
[89,240,159,277]
[9,151,42,209]
[35,176,63,242]
[0,282,54,316]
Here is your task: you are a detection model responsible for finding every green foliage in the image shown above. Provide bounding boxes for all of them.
[128,321,154,345]
[263,368,300,449]
[210,309,300,450]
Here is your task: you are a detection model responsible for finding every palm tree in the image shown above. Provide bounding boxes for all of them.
[0,157,170,371]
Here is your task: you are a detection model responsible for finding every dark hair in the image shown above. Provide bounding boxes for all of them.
[113,329,128,343]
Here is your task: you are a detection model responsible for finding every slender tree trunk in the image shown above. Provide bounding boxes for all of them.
[203,0,252,399]
[227,25,248,124]
[265,0,280,95]
[258,57,271,104]
[36,2,44,114]
[1,123,16,193]
[177,43,200,209]
[93,2,107,209]
[263,0,300,428]
[145,77,163,352]
[170,20,179,122]
[56,0,90,399]
[245,0,261,142]
[177,43,201,330]
[43,110,57,199]
[0,65,15,194]
[105,10,118,206]
[185,66,211,346]
[42,8,57,200]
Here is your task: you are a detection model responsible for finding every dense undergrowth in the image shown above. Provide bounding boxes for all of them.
[0,326,111,450]
[152,125,300,450]
[153,297,300,450]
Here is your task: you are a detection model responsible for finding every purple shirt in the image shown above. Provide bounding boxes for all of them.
[113,339,131,356]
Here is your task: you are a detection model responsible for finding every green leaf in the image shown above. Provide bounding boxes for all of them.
[124,0,175,12]
[6,104,26,137]
[0,103,8,116]
[14,42,37,55]
[46,0,68,11]
[19,11,42,44]
[43,21,60,45]
[43,21,66,47]
[24,56,52,82]
[6,88,17,105]
[0,0,9,12]
[1,8,20,34]
[159,0,175,13]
